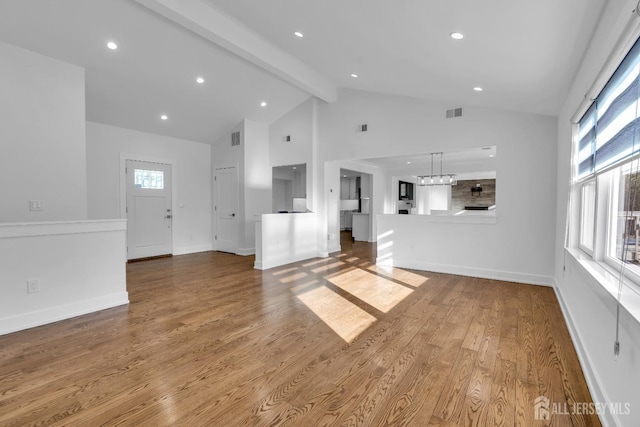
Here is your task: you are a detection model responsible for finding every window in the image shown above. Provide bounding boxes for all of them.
[134,169,164,190]
[605,163,640,280]
[579,180,596,253]
[571,34,640,288]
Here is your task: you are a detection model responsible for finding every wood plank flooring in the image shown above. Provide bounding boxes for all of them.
[0,232,600,426]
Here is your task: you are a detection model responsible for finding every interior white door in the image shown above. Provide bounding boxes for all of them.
[215,166,238,253]
[126,160,172,260]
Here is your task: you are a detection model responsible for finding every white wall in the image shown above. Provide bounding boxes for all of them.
[243,119,271,253]
[212,119,271,255]
[418,186,451,214]
[0,220,128,335]
[212,121,243,252]
[317,89,557,282]
[269,97,315,211]
[0,41,87,222]
[87,122,212,255]
[554,1,640,425]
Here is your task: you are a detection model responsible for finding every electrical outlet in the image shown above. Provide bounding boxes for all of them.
[27,279,40,294]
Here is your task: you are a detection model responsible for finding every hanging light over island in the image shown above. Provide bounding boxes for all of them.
[417,152,458,186]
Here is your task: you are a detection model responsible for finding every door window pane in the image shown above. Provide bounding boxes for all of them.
[134,169,164,189]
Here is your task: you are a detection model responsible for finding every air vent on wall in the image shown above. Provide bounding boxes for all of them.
[231,131,240,146]
[356,123,368,132]
[446,108,463,119]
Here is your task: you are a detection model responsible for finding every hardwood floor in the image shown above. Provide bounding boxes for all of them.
[0,232,600,426]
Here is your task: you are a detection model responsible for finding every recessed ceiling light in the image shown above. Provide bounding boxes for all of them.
[196,76,205,84]
[294,31,304,38]
[406,161,411,164]
[343,175,347,177]
[350,73,358,78]
[160,114,168,120]
[450,32,464,40]
[106,41,118,50]
[489,154,495,157]
[473,86,483,92]
[260,101,267,107]
[293,166,297,169]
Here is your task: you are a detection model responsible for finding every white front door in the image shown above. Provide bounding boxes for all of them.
[126,160,172,260]
[215,166,238,254]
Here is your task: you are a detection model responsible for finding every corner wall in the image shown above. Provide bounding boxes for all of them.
[0,41,87,222]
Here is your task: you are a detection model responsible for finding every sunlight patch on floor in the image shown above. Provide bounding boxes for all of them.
[290,279,320,293]
[271,266,299,276]
[366,265,429,288]
[278,271,309,283]
[311,261,345,273]
[327,268,413,313]
[296,285,376,343]
[302,258,335,268]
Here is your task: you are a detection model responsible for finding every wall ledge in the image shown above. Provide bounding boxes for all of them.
[0,219,126,239]
[379,213,497,225]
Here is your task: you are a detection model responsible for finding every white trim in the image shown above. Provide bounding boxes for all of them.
[328,243,341,254]
[0,220,126,239]
[0,292,129,336]
[120,153,177,255]
[376,257,553,287]
[173,244,213,256]
[236,247,255,256]
[553,281,615,427]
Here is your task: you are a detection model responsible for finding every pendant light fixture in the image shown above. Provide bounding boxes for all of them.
[417,152,457,186]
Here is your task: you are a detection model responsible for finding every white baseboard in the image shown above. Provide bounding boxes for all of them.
[236,247,255,256]
[173,244,213,255]
[553,282,615,427]
[0,292,129,336]
[328,244,341,254]
[376,257,553,287]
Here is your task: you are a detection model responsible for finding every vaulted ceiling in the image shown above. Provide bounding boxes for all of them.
[0,0,606,143]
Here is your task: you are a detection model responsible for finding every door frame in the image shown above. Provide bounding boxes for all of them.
[120,153,177,256]
[212,162,239,253]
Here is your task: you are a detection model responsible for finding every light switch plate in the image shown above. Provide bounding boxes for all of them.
[29,200,44,211]
[27,279,40,293]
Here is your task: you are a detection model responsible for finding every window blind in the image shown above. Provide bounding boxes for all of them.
[577,36,640,179]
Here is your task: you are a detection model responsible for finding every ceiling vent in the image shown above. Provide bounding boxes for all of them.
[446,108,463,119]
[356,123,368,132]
[231,131,240,147]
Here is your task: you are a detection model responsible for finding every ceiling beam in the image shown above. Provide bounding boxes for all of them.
[135,0,337,103]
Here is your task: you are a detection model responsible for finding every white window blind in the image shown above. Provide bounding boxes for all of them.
[577,36,640,179]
